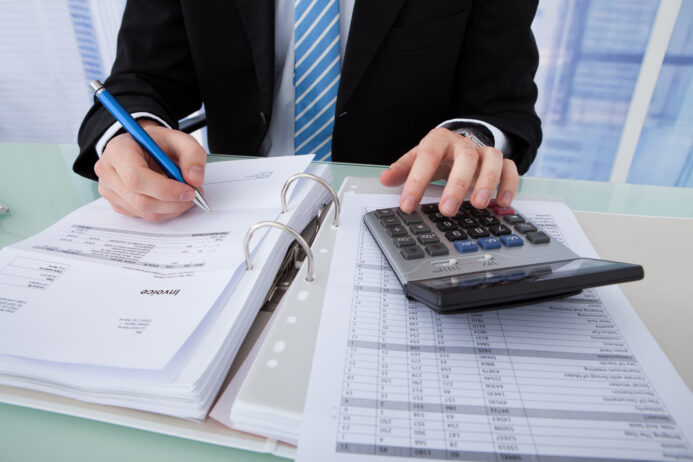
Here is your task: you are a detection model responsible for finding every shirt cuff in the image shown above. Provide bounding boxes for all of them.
[437,118,511,156]
[95,112,172,157]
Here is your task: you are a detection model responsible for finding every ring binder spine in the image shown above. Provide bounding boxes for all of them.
[280,173,340,227]
[243,221,315,282]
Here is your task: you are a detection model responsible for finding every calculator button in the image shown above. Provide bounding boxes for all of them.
[457,217,479,228]
[397,210,423,224]
[493,206,515,216]
[478,237,502,250]
[454,210,469,220]
[470,208,491,218]
[454,239,478,253]
[387,226,408,237]
[375,208,394,218]
[504,214,525,225]
[421,203,438,214]
[478,216,500,226]
[445,229,467,241]
[425,243,449,256]
[436,220,457,231]
[489,224,512,236]
[467,227,490,239]
[410,223,431,234]
[417,233,440,244]
[461,200,475,210]
[526,231,550,244]
[393,236,416,248]
[380,217,400,227]
[500,234,524,247]
[515,222,537,234]
[428,212,448,222]
[401,245,425,260]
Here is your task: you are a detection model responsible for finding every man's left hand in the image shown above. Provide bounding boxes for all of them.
[380,127,519,216]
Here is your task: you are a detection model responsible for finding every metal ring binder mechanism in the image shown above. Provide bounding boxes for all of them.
[281,173,340,227]
[243,174,341,284]
[244,221,315,281]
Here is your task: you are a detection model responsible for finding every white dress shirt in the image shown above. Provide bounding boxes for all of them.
[96,0,509,157]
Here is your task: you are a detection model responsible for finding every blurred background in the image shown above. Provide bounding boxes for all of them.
[1,0,691,187]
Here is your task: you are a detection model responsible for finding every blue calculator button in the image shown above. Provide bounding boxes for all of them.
[477,237,501,250]
[454,239,478,253]
[500,234,524,247]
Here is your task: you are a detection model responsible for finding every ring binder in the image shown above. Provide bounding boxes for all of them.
[259,202,331,311]
[281,173,340,227]
[243,221,315,282]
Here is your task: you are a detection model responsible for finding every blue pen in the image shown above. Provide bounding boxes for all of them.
[89,80,211,214]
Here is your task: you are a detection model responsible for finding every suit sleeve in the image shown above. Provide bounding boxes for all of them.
[451,0,542,174]
[74,0,202,180]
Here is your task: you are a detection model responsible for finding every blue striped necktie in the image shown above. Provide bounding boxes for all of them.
[293,0,341,161]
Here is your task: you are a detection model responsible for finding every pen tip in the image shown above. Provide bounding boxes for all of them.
[193,189,212,214]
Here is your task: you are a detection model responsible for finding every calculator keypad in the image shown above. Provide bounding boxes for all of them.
[377,201,549,261]
[397,210,423,224]
[445,229,467,241]
[515,222,538,234]
[410,223,431,234]
[387,226,408,237]
[401,246,425,259]
[425,243,449,256]
[526,231,550,244]
[418,233,440,244]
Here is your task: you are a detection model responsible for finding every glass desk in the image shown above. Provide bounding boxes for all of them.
[1,143,692,462]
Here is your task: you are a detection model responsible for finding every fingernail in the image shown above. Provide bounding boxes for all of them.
[188,166,204,184]
[180,189,195,202]
[441,198,459,216]
[501,190,513,206]
[401,195,416,212]
[475,189,491,207]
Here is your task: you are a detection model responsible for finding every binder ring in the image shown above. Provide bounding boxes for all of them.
[280,173,340,227]
[244,221,315,282]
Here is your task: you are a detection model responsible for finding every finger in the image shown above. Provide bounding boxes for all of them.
[380,147,417,187]
[98,181,138,217]
[108,139,196,203]
[112,204,138,217]
[155,129,207,187]
[102,179,193,222]
[496,158,519,207]
[101,158,195,217]
[438,143,479,216]
[470,147,503,209]
[399,129,454,212]
[97,180,184,222]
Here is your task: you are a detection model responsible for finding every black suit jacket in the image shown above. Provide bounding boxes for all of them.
[75,0,542,181]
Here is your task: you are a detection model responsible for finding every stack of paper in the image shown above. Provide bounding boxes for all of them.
[0,156,331,419]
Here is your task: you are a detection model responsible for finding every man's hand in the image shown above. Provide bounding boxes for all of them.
[94,120,207,222]
[380,127,519,216]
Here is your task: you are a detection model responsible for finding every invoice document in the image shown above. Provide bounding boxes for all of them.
[297,193,693,462]
[0,156,312,370]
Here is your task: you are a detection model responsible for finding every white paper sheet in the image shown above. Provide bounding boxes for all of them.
[0,156,313,370]
[297,193,693,462]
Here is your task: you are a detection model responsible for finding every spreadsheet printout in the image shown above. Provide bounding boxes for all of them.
[297,193,693,462]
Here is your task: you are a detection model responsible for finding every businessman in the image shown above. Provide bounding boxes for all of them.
[75,0,542,222]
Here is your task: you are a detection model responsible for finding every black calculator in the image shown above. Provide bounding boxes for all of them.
[363,201,644,312]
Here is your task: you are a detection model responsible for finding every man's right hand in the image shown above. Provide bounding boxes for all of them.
[94,119,207,222]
